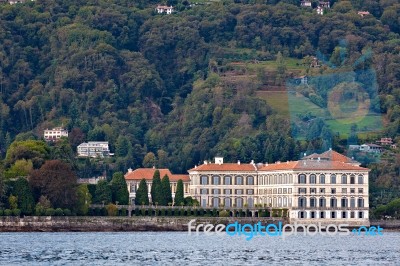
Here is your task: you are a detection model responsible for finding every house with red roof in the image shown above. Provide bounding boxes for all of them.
[124,167,190,205]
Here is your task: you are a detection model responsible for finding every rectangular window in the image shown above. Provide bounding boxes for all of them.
[236,189,243,195]
[213,189,219,195]
[288,188,292,194]
[225,189,231,195]
[310,188,316,194]
[350,188,355,194]
[247,189,254,195]
[331,188,336,194]
[283,188,287,194]
[320,188,325,194]
[358,175,363,184]
[201,189,208,194]
[342,188,347,194]
[278,188,282,194]
[299,188,306,194]
[358,188,363,194]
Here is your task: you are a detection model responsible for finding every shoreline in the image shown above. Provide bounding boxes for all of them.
[0,216,399,232]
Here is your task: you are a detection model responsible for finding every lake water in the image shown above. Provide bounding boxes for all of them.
[0,232,399,265]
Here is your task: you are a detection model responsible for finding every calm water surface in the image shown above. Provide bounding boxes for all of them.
[0,232,399,265]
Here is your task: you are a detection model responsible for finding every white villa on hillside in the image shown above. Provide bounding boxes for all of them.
[77,141,112,158]
[44,127,68,142]
[156,5,173,14]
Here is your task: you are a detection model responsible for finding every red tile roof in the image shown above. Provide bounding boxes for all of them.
[303,150,357,163]
[259,160,368,171]
[189,163,257,172]
[124,168,190,182]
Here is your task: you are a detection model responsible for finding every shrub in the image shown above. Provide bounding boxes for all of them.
[0,209,4,216]
[106,204,118,216]
[45,208,55,216]
[4,209,12,216]
[219,210,229,217]
[63,209,72,216]
[12,209,21,216]
[55,208,64,216]
[35,206,45,216]
[120,208,127,216]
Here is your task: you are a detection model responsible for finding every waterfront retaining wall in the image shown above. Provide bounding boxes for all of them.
[0,216,285,232]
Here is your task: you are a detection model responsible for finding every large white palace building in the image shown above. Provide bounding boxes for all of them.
[188,149,369,226]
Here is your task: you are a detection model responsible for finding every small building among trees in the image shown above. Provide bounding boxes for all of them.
[124,168,190,205]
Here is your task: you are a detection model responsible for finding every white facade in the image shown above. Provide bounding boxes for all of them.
[77,141,112,158]
[156,5,173,14]
[188,150,370,226]
[44,127,68,141]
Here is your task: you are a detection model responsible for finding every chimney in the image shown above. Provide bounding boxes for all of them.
[128,168,132,173]
[250,160,254,165]
[152,166,155,169]
[194,165,197,169]
[215,157,224,165]
[204,160,208,165]
[237,160,241,165]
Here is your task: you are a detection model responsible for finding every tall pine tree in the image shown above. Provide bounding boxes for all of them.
[161,174,172,206]
[150,170,162,205]
[174,179,184,206]
[135,178,149,205]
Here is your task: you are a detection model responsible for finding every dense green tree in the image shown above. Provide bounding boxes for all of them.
[142,152,156,168]
[94,180,112,204]
[174,179,184,206]
[161,174,172,206]
[14,177,35,215]
[135,178,149,205]
[110,172,129,205]
[150,169,162,205]
[76,184,92,215]
[5,140,50,169]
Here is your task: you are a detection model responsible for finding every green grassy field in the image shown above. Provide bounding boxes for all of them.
[257,90,383,138]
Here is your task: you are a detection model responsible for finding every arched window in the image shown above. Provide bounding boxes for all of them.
[358,175,364,184]
[298,197,307,208]
[319,197,326,207]
[330,198,337,208]
[247,176,254,185]
[279,174,283,184]
[213,175,220,185]
[248,198,254,208]
[331,174,336,184]
[310,197,316,207]
[236,198,243,208]
[201,176,208,185]
[224,176,231,185]
[350,198,355,208]
[310,174,316,184]
[350,175,355,184]
[298,174,306,184]
[236,176,243,185]
[358,198,364,207]
[341,175,347,184]
[224,198,231,208]
[341,198,348,208]
[213,198,220,208]
[319,174,325,184]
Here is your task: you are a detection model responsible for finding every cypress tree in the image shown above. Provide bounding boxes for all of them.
[161,174,172,206]
[135,178,149,205]
[174,179,184,206]
[110,172,129,205]
[150,170,162,205]
[14,177,34,215]
[94,180,112,204]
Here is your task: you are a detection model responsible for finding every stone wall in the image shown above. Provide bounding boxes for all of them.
[0,216,285,232]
